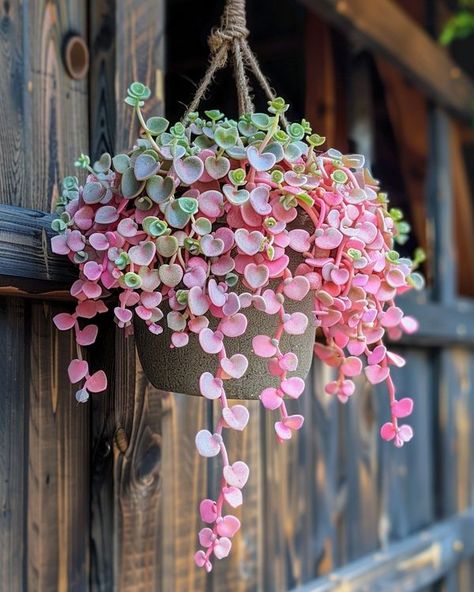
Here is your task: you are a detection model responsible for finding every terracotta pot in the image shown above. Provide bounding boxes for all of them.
[135,215,316,399]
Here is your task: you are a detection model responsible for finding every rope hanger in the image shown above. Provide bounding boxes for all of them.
[185,0,288,125]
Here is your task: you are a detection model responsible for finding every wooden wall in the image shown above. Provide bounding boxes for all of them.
[0,1,474,591]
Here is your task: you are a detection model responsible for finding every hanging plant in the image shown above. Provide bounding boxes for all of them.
[51,0,424,573]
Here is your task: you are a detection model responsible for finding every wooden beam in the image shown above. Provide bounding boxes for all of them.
[395,293,474,348]
[0,205,75,299]
[290,509,474,592]
[299,0,474,121]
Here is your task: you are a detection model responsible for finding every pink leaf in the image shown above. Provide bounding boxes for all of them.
[280,377,305,399]
[200,499,218,523]
[220,354,248,379]
[216,515,241,538]
[85,370,107,392]
[199,372,224,400]
[223,461,249,489]
[391,397,414,418]
[283,276,310,301]
[53,313,76,331]
[199,328,224,354]
[252,335,277,358]
[364,364,390,384]
[220,313,247,338]
[68,359,89,383]
[222,486,243,508]
[76,324,98,346]
[195,430,222,457]
[222,405,249,431]
[260,387,282,410]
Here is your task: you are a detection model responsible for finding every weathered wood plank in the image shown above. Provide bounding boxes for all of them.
[24,1,91,590]
[262,378,315,590]
[160,392,208,592]
[28,302,90,591]
[299,0,474,120]
[290,508,474,592]
[0,205,76,297]
[88,1,165,590]
[210,400,263,592]
[0,298,29,592]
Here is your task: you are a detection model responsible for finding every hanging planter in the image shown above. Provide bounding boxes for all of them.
[51,0,424,573]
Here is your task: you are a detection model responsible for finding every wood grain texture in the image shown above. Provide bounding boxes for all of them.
[262,375,315,590]
[0,1,90,591]
[0,205,76,295]
[0,298,29,592]
[300,0,474,121]
[305,13,348,151]
[28,302,90,592]
[212,400,263,592]
[291,508,474,592]
[88,1,165,590]
[160,392,208,592]
[375,57,428,250]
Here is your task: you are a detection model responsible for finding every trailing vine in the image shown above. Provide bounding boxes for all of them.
[51,83,423,570]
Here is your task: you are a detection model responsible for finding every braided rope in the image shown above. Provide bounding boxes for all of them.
[184,0,284,124]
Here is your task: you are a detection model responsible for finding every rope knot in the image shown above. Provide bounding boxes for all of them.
[208,0,249,54]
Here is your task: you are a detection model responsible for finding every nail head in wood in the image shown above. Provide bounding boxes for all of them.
[63,35,89,80]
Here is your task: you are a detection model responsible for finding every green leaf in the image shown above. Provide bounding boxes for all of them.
[121,168,144,199]
[83,181,107,204]
[307,133,326,147]
[331,170,348,184]
[51,218,67,233]
[112,154,131,174]
[164,201,191,229]
[225,273,238,287]
[93,152,112,173]
[124,271,143,289]
[228,168,246,186]
[74,153,90,169]
[288,122,305,141]
[204,109,224,122]
[192,217,212,235]
[214,126,238,149]
[146,116,169,135]
[250,113,272,130]
[146,175,174,203]
[134,153,160,181]
[156,235,179,258]
[177,197,198,215]
[134,195,154,211]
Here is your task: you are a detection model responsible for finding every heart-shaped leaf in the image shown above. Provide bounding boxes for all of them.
[83,181,107,204]
[223,461,249,489]
[174,156,204,185]
[164,200,191,229]
[156,235,179,258]
[222,405,249,431]
[214,126,238,149]
[220,354,248,378]
[121,168,144,198]
[195,429,222,457]
[112,153,131,173]
[205,155,231,180]
[134,152,160,181]
[247,145,276,171]
[146,175,174,203]
[68,359,89,383]
[146,116,169,135]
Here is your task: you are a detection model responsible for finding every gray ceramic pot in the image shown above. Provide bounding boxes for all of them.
[134,288,315,399]
[135,214,315,399]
